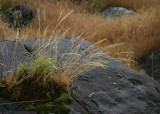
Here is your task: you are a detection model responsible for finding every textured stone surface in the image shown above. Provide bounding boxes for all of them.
[70,66,160,114]
[0,38,160,114]
[0,40,32,77]
[138,49,160,82]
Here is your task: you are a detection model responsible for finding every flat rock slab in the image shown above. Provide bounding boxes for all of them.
[138,49,160,82]
[0,37,160,114]
[70,66,160,114]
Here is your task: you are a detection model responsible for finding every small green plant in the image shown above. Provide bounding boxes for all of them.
[0,54,67,101]
[17,61,28,73]
[31,55,55,77]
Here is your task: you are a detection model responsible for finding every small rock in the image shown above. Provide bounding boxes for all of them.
[1,4,34,29]
[101,7,135,18]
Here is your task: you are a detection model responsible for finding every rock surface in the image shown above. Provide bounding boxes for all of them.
[0,37,160,114]
[1,5,34,29]
[0,40,32,77]
[102,7,135,18]
[138,49,160,82]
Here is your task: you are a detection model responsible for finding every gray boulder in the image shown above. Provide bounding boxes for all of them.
[0,40,32,77]
[69,63,160,114]
[1,5,34,29]
[0,37,160,114]
[102,7,135,18]
[138,49,160,82]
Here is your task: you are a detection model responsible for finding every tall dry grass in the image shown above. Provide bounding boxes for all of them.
[0,37,107,100]
[0,0,160,69]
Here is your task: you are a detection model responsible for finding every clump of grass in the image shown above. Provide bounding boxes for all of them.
[0,37,107,113]
[0,54,67,101]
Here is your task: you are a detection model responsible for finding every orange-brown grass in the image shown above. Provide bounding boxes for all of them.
[0,0,160,69]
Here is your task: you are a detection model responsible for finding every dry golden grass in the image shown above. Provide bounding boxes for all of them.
[0,0,160,69]
[0,37,107,101]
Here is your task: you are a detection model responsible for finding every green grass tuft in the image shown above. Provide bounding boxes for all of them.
[0,54,67,101]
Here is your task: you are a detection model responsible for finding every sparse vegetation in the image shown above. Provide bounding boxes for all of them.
[0,54,66,101]
[0,0,160,113]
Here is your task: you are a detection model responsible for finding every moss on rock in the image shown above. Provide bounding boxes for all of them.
[22,94,73,114]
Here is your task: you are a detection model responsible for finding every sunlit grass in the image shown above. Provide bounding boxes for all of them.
[0,0,160,70]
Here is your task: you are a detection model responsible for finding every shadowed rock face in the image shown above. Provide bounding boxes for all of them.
[102,7,135,18]
[138,49,160,82]
[0,37,160,114]
[1,5,34,29]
